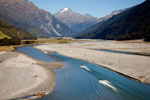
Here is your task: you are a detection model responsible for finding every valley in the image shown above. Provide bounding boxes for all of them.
[0,0,150,100]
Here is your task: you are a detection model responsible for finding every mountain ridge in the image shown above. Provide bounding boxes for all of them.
[0,0,74,37]
[54,8,98,33]
[98,9,127,23]
[76,0,150,40]
[74,9,125,37]
[0,16,34,39]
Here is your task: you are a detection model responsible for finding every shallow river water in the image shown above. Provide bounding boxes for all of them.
[16,46,150,100]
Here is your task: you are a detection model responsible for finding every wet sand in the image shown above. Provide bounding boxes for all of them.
[35,40,150,84]
[0,51,63,100]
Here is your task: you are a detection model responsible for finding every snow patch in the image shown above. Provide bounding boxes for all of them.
[60,8,69,13]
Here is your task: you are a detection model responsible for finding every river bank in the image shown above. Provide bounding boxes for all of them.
[0,51,63,100]
[35,40,150,84]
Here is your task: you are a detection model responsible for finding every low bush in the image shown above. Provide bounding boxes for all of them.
[0,38,21,46]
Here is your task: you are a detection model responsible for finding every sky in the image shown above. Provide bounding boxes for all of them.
[29,0,145,18]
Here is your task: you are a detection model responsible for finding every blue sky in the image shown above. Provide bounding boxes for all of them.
[29,0,145,17]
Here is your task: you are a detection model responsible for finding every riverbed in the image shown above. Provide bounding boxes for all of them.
[16,45,150,100]
[35,40,150,83]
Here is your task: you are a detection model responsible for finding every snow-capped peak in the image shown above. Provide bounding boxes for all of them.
[60,8,70,13]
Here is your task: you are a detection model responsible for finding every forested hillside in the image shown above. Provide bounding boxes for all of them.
[0,17,34,39]
[76,0,150,41]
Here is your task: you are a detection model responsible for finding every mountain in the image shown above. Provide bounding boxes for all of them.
[0,17,34,39]
[54,8,98,33]
[98,9,126,22]
[0,0,74,38]
[76,0,150,40]
[74,9,126,37]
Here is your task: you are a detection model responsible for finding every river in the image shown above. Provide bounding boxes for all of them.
[16,46,150,100]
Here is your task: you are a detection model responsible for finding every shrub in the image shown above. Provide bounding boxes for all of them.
[24,40,35,44]
[0,38,21,46]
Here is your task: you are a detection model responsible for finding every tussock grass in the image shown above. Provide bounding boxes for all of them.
[0,46,15,51]
[22,38,78,44]
[0,31,11,39]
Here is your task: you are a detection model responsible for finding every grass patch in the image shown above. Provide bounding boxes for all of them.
[22,38,78,44]
[35,38,78,44]
[0,31,11,39]
[0,46,15,51]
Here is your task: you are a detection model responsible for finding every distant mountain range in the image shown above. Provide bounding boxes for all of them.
[0,17,34,39]
[0,0,129,39]
[54,8,98,33]
[73,9,124,37]
[0,0,149,41]
[98,9,126,23]
[0,0,74,38]
[76,0,150,41]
